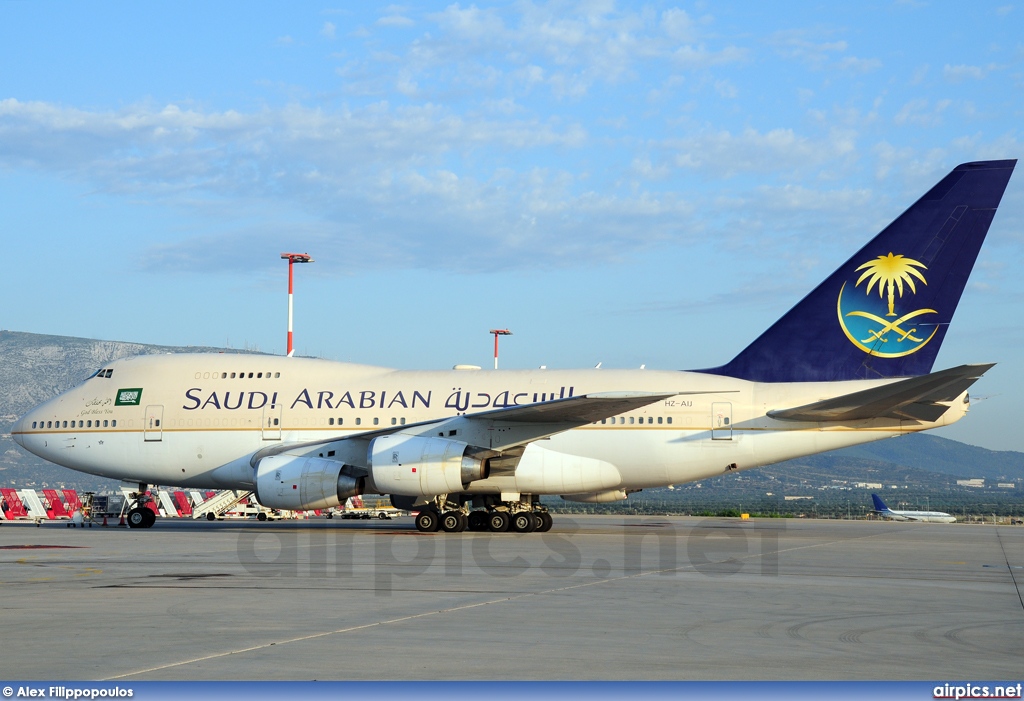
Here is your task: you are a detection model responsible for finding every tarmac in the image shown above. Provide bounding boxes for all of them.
[0,514,1021,680]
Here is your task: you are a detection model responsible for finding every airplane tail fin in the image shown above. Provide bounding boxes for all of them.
[700,160,1016,382]
[871,494,890,512]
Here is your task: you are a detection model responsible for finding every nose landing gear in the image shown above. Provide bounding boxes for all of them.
[124,484,157,529]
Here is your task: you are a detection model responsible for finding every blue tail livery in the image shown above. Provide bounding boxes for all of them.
[872,493,891,513]
[701,160,1016,382]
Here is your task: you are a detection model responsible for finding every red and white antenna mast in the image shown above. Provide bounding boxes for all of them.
[281,253,314,357]
[490,328,512,369]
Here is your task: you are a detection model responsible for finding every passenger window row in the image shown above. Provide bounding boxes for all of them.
[195,371,283,379]
[598,416,673,425]
[328,417,407,427]
[32,419,117,429]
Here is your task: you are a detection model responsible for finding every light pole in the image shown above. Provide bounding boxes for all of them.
[490,329,512,369]
[281,253,314,357]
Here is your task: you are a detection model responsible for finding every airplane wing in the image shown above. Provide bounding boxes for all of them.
[251,389,735,466]
[767,363,994,423]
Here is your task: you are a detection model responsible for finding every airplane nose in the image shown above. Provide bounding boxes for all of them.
[12,416,25,447]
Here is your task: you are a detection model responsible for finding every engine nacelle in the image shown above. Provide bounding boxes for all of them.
[369,434,485,497]
[254,454,363,511]
[561,490,628,503]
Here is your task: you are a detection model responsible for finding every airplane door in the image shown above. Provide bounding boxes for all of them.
[711,402,732,440]
[262,405,282,440]
[144,405,164,442]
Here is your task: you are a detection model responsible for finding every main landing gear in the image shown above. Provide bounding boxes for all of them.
[413,496,553,534]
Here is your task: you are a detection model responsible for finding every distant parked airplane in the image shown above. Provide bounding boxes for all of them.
[871,494,956,523]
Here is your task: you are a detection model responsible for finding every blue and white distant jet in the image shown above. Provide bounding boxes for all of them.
[871,494,956,523]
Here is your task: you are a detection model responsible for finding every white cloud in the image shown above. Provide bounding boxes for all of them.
[3,98,695,273]
[770,30,847,68]
[893,98,952,127]
[910,63,930,85]
[714,79,738,98]
[770,29,880,74]
[838,56,882,72]
[377,14,414,27]
[661,127,856,177]
[661,8,696,42]
[943,63,988,82]
[414,3,745,99]
[0,97,888,277]
[671,44,747,68]
[321,22,336,39]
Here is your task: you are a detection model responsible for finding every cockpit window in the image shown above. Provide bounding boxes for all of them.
[105,369,113,378]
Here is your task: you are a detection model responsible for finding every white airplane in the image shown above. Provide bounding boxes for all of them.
[871,494,956,523]
[11,160,1016,533]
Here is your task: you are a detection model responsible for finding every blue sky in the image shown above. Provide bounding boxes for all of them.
[1,2,1022,450]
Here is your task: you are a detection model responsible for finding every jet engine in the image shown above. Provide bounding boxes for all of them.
[254,454,363,511]
[369,434,487,496]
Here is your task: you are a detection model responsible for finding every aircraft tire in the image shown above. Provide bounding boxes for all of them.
[142,508,157,528]
[467,511,488,531]
[487,511,510,533]
[440,511,466,533]
[127,508,147,529]
[536,512,553,532]
[415,510,439,533]
[511,512,536,533]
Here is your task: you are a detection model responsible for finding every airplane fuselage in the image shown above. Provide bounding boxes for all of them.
[876,509,957,523]
[12,353,969,497]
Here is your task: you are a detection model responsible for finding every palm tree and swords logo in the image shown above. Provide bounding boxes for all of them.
[837,252,939,358]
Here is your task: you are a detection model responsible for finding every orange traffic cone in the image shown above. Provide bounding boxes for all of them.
[102,515,108,527]
[118,514,126,527]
